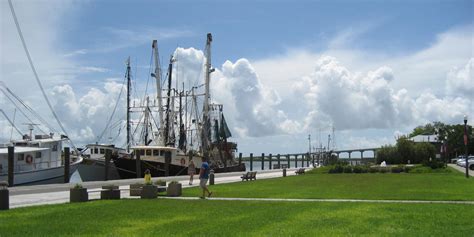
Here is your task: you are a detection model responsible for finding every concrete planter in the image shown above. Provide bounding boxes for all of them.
[167,183,182,197]
[0,189,9,210]
[101,185,120,200]
[130,184,144,196]
[70,188,88,203]
[141,184,158,199]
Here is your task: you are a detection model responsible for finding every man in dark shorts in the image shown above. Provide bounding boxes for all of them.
[199,157,212,199]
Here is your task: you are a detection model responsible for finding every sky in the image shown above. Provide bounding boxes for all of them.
[0,0,473,157]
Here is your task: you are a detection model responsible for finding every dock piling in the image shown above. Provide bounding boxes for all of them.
[0,182,8,210]
[165,151,171,176]
[238,153,242,165]
[8,146,14,187]
[249,153,253,171]
[135,152,142,178]
[105,149,111,181]
[261,153,265,170]
[277,154,280,167]
[269,154,272,170]
[64,147,70,183]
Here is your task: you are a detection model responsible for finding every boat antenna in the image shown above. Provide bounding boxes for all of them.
[8,0,78,152]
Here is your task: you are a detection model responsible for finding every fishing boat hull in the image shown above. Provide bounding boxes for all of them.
[113,158,246,179]
[0,158,82,186]
[76,158,121,181]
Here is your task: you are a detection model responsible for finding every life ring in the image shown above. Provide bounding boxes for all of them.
[26,154,33,164]
[180,158,186,166]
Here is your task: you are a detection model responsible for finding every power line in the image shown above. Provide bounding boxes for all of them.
[8,0,77,152]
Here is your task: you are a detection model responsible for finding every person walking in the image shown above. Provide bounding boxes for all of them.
[188,159,196,185]
[199,157,212,199]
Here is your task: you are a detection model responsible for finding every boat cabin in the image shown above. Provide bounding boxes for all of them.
[86,144,127,160]
[131,146,177,158]
[0,135,64,174]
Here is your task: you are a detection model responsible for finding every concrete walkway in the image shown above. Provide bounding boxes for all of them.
[448,164,473,176]
[8,168,300,209]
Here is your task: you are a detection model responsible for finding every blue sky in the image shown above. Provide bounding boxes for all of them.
[1,0,473,155]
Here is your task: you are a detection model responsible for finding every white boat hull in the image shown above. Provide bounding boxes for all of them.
[0,159,81,186]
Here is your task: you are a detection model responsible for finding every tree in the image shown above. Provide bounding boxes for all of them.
[397,136,414,164]
[376,145,400,164]
[409,121,474,158]
[413,142,436,164]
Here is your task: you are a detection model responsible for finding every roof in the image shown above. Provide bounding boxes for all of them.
[0,147,49,155]
[410,134,439,143]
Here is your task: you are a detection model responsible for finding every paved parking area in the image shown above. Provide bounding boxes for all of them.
[448,164,473,176]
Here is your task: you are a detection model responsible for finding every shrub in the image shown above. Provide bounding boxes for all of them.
[353,166,363,173]
[328,165,344,173]
[422,160,445,169]
[369,167,379,173]
[343,166,352,173]
[403,165,412,173]
[169,180,180,185]
[391,166,403,173]
[409,166,434,173]
[73,183,83,189]
[379,167,389,173]
[360,166,369,173]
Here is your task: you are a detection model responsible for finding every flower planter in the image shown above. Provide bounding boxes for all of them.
[70,188,88,203]
[130,184,143,196]
[167,183,182,197]
[141,184,158,199]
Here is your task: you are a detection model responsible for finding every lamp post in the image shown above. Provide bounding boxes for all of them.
[444,136,448,165]
[464,115,469,178]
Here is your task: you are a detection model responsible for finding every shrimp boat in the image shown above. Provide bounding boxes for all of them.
[75,143,126,181]
[0,132,82,186]
[113,33,245,179]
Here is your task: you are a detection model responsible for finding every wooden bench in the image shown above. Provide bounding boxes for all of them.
[295,168,305,175]
[241,171,257,181]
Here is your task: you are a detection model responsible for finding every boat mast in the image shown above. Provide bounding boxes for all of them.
[165,55,174,146]
[144,97,150,145]
[152,40,164,146]
[126,57,131,152]
[201,33,213,158]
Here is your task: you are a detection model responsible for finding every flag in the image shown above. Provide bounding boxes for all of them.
[220,114,232,139]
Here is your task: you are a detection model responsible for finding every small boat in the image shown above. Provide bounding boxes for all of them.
[0,134,82,186]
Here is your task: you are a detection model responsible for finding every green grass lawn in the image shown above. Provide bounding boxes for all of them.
[183,168,474,201]
[1,199,473,236]
[1,168,473,236]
